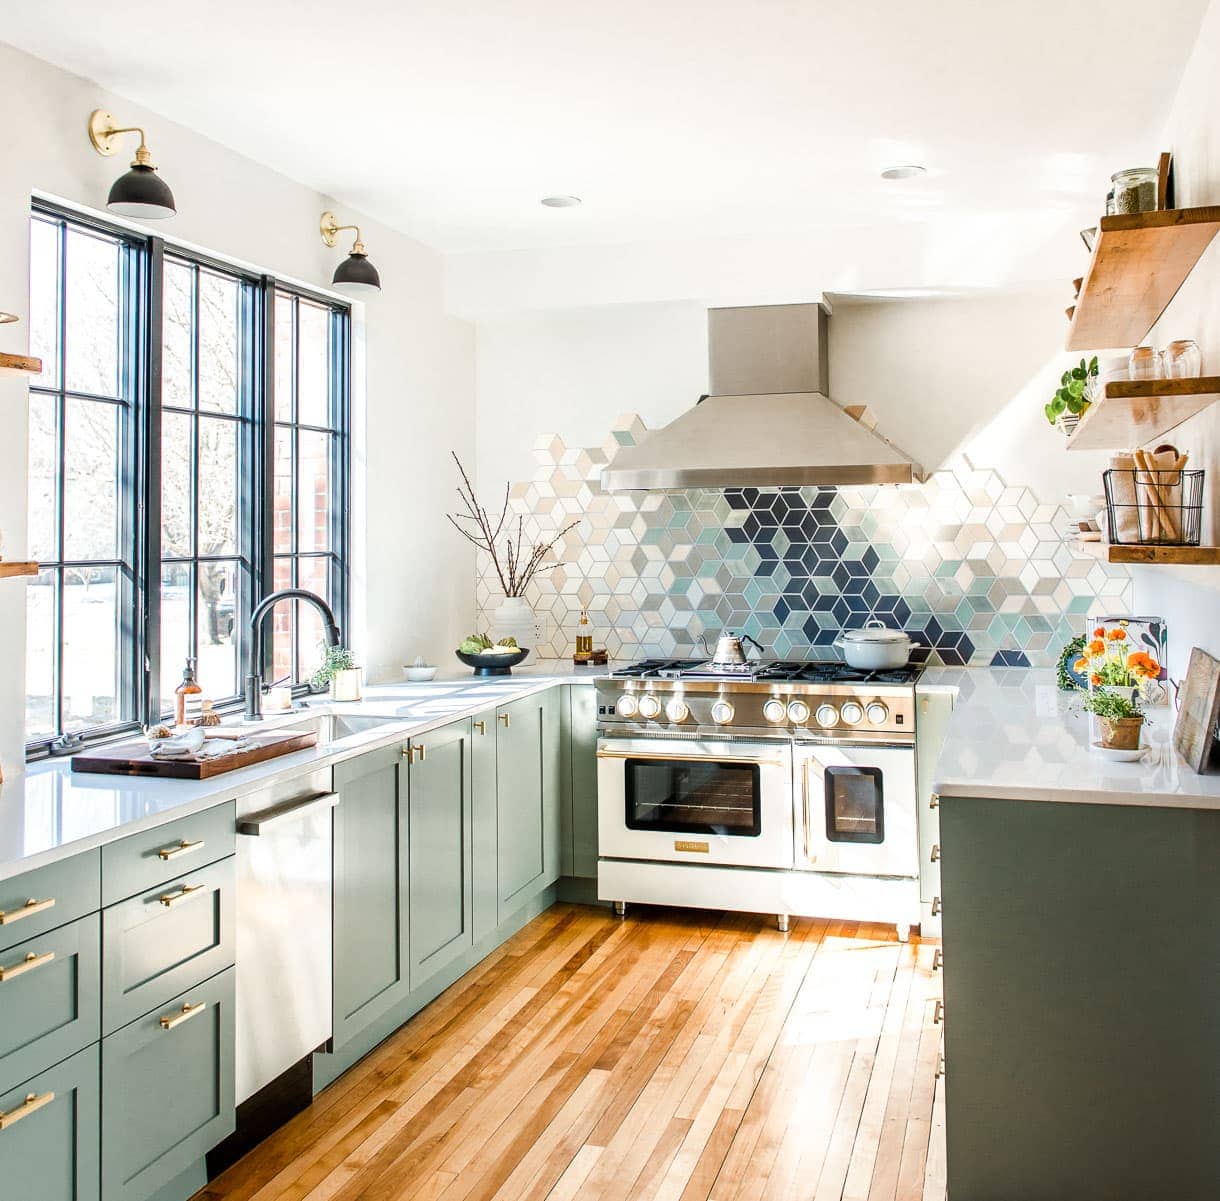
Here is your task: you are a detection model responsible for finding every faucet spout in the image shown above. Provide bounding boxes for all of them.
[244,589,342,722]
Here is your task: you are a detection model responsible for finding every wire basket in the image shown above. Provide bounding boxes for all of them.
[1103,467,1204,545]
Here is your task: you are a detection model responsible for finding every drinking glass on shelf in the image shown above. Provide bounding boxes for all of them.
[1128,345,1163,380]
[1163,339,1202,379]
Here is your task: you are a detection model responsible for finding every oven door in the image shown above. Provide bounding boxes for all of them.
[795,741,918,877]
[597,737,794,868]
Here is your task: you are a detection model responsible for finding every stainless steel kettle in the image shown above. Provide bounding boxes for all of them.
[702,630,764,665]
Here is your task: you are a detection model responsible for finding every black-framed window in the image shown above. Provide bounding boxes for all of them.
[24,203,351,755]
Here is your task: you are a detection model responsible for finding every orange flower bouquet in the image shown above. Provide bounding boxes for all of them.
[1073,625,1161,749]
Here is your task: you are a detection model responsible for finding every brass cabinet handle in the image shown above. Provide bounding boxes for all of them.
[402,743,426,764]
[0,1091,54,1131]
[158,838,204,861]
[498,712,510,729]
[930,844,941,862]
[0,950,55,983]
[933,948,943,971]
[158,883,205,908]
[416,744,426,762]
[0,897,55,925]
[931,896,942,916]
[935,1054,946,1080]
[934,999,944,1024]
[159,1000,206,1030]
[473,720,487,735]
[402,744,413,763]
[929,792,939,809]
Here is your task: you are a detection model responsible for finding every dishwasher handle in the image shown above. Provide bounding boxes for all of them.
[237,791,339,836]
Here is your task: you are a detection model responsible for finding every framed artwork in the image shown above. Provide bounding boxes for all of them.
[1087,613,1169,706]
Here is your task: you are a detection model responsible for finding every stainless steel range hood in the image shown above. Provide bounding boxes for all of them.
[601,303,921,491]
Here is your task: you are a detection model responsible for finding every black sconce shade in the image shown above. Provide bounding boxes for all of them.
[107,164,177,219]
[332,251,381,293]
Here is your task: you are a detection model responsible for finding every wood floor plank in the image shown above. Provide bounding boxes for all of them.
[197,907,944,1201]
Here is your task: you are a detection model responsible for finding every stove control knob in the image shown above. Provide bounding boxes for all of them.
[762,699,788,724]
[616,694,639,718]
[840,701,864,726]
[710,700,735,725]
[786,700,811,724]
[815,703,840,729]
[665,698,690,723]
[637,694,662,720]
[866,702,890,725]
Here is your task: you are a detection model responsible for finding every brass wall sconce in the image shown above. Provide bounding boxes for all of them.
[88,109,177,219]
[320,212,381,294]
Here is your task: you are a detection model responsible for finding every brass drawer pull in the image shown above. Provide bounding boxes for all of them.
[934,999,944,1024]
[158,838,204,861]
[929,792,939,809]
[159,1000,206,1030]
[931,896,942,916]
[0,950,55,983]
[402,743,426,764]
[933,948,943,971]
[930,844,941,862]
[0,897,55,925]
[0,1091,54,1131]
[499,712,511,729]
[473,720,487,735]
[935,1054,946,1080]
[158,883,205,908]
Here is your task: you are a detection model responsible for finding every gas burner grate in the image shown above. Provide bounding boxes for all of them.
[610,657,922,686]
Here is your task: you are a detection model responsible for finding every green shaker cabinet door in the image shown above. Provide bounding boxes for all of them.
[496,689,560,923]
[0,1044,100,1201]
[101,965,235,1201]
[565,685,599,880]
[471,707,498,943]
[332,743,410,1050]
[0,912,100,1095]
[407,720,474,990]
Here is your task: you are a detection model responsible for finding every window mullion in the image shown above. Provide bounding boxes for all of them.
[142,237,165,727]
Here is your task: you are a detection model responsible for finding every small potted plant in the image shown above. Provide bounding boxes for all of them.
[1045,356,1099,435]
[1073,625,1160,750]
[311,644,362,701]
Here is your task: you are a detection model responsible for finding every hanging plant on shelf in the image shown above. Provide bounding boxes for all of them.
[445,452,579,598]
[1045,356,1099,433]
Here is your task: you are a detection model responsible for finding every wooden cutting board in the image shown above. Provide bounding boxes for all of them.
[72,729,319,779]
[1174,648,1220,774]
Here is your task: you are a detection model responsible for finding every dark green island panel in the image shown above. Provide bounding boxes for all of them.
[939,794,1220,1201]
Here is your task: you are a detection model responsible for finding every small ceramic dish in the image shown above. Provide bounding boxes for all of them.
[1090,742,1145,763]
[405,665,438,682]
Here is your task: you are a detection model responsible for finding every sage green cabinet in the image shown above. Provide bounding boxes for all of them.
[495,689,561,924]
[407,720,474,990]
[101,966,234,1201]
[101,855,235,1035]
[0,912,100,1094]
[940,796,1220,1201]
[332,743,410,1050]
[561,685,598,880]
[0,1043,99,1201]
[471,708,498,943]
[0,850,100,954]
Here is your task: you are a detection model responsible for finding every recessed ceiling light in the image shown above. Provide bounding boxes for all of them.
[541,195,582,208]
[880,164,927,181]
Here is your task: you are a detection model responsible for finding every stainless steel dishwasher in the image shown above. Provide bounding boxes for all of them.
[235,768,337,1104]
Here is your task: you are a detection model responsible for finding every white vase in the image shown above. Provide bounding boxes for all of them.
[493,596,538,648]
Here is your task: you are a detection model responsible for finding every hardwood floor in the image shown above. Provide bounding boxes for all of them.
[198,904,945,1201]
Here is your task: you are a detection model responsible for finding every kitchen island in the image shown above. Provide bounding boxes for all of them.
[926,667,1220,1201]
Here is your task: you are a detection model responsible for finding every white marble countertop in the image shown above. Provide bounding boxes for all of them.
[923,666,1220,809]
[0,661,608,881]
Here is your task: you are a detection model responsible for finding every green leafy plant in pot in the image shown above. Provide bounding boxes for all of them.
[311,644,362,700]
[1081,688,1145,751]
[1045,356,1099,433]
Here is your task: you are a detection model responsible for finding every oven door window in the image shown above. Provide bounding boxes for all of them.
[824,766,885,844]
[624,757,761,837]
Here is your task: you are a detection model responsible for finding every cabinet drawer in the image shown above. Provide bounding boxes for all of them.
[0,1043,100,1201]
[101,803,234,907]
[102,856,235,1035]
[0,913,101,1094]
[102,966,234,1201]
[0,850,100,955]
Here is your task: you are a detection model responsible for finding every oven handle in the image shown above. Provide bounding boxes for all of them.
[596,749,786,768]
[802,758,821,863]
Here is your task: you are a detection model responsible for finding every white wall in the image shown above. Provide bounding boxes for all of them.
[0,42,476,774]
[1132,0,1220,678]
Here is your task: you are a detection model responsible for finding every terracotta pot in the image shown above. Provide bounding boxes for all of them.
[1099,715,1143,751]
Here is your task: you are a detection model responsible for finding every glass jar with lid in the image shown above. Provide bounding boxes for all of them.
[1111,167,1158,215]
[1163,339,1202,378]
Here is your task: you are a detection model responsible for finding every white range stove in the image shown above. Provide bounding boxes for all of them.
[595,657,923,938]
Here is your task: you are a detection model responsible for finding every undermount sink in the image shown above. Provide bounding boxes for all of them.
[279,712,406,744]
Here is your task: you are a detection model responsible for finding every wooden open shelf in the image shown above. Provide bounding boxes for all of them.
[0,352,42,375]
[0,562,39,579]
[1071,541,1220,564]
[1065,376,1220,451]
[1066,207,1220,351]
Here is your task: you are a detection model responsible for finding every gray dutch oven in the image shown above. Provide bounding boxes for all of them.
[834,620,914,670]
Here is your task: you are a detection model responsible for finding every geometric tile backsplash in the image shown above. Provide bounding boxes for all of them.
[474,414,1132,667]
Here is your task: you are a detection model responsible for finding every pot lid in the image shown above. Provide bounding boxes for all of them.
[839,621,911,644]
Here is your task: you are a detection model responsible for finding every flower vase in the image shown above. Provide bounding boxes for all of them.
[493,596,538,649]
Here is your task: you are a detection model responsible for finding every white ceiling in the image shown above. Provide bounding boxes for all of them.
[3,0,1208,257]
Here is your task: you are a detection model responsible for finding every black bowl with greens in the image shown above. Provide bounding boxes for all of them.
[455,647,530,676]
